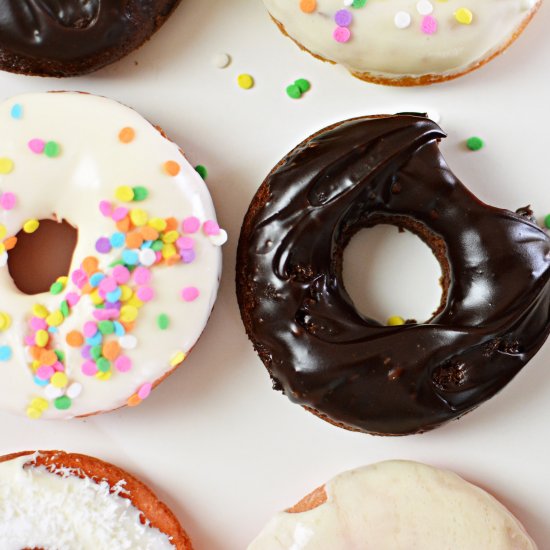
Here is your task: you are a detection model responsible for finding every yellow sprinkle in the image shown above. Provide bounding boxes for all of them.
[0,243,5,255]
[0,157,14,174]
[170,351,187,367]
[130,208,148,227]
[0,224,7,240]
[31,360,40,371]
[148,217,167,231]
[46,310,63,327]
[119,285,133,302]
[23,219,40,233]
[56,276,68,286]
[387,316,405,327]
[35,329,49,347]
[237,73,254,90]
[26,407,42,419]
[0,312,11,331]
[126,295,144,309]
[95,371,112,382]
[31,397,49,412]
[115,185,134,202]
[120,305,138,323]
[32,304,49,318]
[162,243,177,259]
[90,289,104,305]
[162,230,179,244]
[454,7,473,24]
[51,372,68,388]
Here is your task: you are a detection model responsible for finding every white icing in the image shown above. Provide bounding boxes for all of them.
[248,461,537,550]
[262,0,541,79]
[0,92,223,418]
[0,454,174,549]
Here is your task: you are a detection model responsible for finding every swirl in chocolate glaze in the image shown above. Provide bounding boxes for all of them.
[236,115,550,435]
[0,0,179,75]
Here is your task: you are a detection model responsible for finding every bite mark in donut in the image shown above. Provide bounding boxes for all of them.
[236,114,550,435]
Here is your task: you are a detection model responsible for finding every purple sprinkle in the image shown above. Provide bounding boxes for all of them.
[334,9,352,27]
[81,345,91,359]
[181,249,196,263]
[95,237,112,254]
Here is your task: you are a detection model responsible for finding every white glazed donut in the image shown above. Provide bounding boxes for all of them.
[0,450,192,549]
[261,0,542,85]
[0,92,224,419]
[248,460,537,549]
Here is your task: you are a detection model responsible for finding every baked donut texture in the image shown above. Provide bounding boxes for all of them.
[248,460,537,549]
[236,114,550,435]
[0,450,192,549]
[0,92,225,419]
[0,0,181,77]
[262,0,541,86]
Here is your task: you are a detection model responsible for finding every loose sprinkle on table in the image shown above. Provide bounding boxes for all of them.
[466,136,484,151]
[212,53,231,69]
[237,74,254,90]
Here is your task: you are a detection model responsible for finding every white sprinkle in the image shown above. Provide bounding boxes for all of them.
[212,53,231,69]
[343,0,354,6]
[139,248,156,267]
[119,335,137,350]
[44,384,64,400]
[66,382,82,399]
[416,0,433,15]
[209,229,228,246]
[0,251,7,267]
[394,11,412,29]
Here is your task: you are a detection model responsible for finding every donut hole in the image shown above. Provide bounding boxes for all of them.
[342,224,443,324]
[7,219,78,295]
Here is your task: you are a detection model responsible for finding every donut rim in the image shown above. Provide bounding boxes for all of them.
[0,450,193,550]
[268,1,541,87]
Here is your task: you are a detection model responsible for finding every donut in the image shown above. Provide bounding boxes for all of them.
[261,0,542,86]
[0,92,226,419]
[0,450,192,549]
[248,460,537,549]
[0,0,181,77]
[236,114,550,435]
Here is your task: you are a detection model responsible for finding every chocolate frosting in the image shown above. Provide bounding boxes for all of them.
[237,115,550,435]
[0,0,176,67]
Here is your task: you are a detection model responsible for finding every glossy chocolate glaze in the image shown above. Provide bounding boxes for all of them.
[237,115,550,435]
[0,0,178,73]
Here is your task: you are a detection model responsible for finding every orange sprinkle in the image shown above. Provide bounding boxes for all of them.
[116,217,131,233]
[118,127,135,143]
[125,232,144,249]
[165,254,181,266]
[80,282,93,295]
[30,346,43,361]
[300,0,316,13]
[139,226,158,241]
[120,320,135,333]
[163,161,180,177]
[41,349,58,366]
[3,236,17,250]
[102,340,121,361]
[82,256,99,275]
[164,217,178,231]
[127,394,142,407]
[66,330,84,348]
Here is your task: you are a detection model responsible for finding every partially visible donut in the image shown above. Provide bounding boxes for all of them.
[0,0,181,77]
[0,450,192,549]
[236,114,550,435]
[261,0,542,86]
[0,92,226,419]
[247,461,537,549]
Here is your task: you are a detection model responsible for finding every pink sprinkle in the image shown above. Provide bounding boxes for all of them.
[137,382,152,400]
[155,251,162,262]
[25,335,35,346]
[181,286,199,302]
[30,317,47,331]
[28,138,45,154]
[421,15,438,34]
[182,216,200,234]
[36,365,54,380]
[112,207,129,221]
[99,276,117,293]
[0,192,16,210]
[71,269,88,288]
[133,266,151,285]
[333,26,351,43]
[176,236,194,250]
[115,355,132,373]
[52,361,64,372]
[93,309,111,321]
[66,292,80,307]
[136,286,154,302]
[104,309,120,319]
[81,360,98,376]
[83,321,98,338]
[99,201,113,217]
[112,265,131,284]
[203,220,220,236]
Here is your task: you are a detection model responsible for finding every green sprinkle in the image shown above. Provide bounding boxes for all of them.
[60,300,69,318]
[54,395,71,410]
[44,141,61,158]
[96,357,111,373]
[195,165,208,179]
[98,321,115,335]
[286,84,302,100]
[91,346,102,360]
[55,349,65,362]
[50,281,64,295]
[295,78,311,93]
[152,240,164,251]
[352,0,367,7]
[133,186,149,201]
[466,136,484,151]
[109,260,125,268]
[157,314,170,330]
[544,214,550,229]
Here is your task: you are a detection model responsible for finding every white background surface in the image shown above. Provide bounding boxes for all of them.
[1,1,549,548]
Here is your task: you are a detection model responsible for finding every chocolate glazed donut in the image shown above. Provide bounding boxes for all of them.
[0,0,180,76]
[236,115,550,435]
